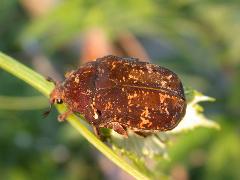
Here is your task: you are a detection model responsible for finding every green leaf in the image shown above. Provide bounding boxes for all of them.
[170,88,220,133]
[109,87,220,178]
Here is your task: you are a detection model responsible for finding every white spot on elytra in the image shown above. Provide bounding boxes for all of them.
[165,107,170,115]
[94,112,98,119]
[141,107,150,117]
[161,81,167,86]
[167,75,173,80]
[74,76,79,83]
[146,64,153,73]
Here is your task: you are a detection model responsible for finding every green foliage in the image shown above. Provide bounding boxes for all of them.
[20,0,240,67]
[0,96,47,110]
[20,0,157,51]
[109,87,219,179]
[205,130,240,180]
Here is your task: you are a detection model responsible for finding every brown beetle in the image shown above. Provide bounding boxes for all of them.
[45,55,186,138]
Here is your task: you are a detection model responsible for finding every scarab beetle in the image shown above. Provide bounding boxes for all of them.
[45,55,186,138]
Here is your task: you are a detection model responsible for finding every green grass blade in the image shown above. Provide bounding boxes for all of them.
[0,52,149,180]
[0,53,54,96]
[0,96,47,110]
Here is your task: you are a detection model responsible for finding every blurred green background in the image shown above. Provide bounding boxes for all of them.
[0,0,240,179]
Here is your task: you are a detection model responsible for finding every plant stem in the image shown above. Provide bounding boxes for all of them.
[0,96,47,110]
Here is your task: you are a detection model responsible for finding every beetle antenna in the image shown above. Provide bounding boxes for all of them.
[43,103,52,118]
[46,76,57,85]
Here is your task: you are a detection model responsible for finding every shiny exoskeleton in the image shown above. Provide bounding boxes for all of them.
[47,55,186,138]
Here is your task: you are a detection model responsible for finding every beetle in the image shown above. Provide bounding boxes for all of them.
[45,55,186,138]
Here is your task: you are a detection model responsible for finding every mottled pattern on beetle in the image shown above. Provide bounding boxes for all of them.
[60,55,186,132]
[94,86,185,131]
[93,56,186,130]
[95,56,184,100]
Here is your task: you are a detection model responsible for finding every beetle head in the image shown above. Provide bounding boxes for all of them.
[49,84,64,105]
[43,81,64,118]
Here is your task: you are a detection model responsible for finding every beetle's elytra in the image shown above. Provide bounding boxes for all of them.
[46,55,186,138]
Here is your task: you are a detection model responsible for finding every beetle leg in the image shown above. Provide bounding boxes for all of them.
[46,76,58,85]
[58,110,73,122]
[107,122,128,138]
[134,131,152,137]
[93,126,101,137]
[92,126,108,141]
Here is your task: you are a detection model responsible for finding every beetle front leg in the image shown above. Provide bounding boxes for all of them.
[92,126,108,141]
[58,110,73,122]
[92,126,101,137]
[106,122,128,138]
[46,76,59,85]
[134,131,152,137]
